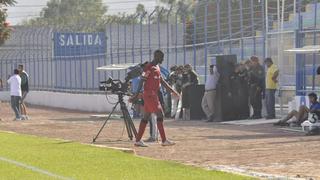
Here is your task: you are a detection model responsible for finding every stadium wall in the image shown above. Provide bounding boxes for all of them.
[0,91,124,113]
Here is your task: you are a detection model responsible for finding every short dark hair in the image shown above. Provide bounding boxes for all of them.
[264,57,273,63]
[209,65,214,68]
[308,92,318,100]
[154,50,164,58]
[18,64,23,68]
[14,69,19,74]
[170,65,177,71]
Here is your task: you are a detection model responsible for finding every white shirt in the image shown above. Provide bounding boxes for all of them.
[205,66,220,91]
[7,75,22,97]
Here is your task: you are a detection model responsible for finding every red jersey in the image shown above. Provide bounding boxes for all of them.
[142,63,161,94]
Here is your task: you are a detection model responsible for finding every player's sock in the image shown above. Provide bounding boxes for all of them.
[136,120,147,142]
[157,118,167,142]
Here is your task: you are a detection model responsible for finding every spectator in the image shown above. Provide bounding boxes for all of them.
[182,64,199,87]
[7,69,22,121]
[180,64,199,120]
[274,93,320,126]
[18,65,29,120]
[171,66,184,118]
[166,65,178,117]
[248,56,265,119]
[230,63,250,119]
[264,58,279,119]
[202,65,220,122]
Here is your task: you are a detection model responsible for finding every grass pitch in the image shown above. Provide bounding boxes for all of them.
[0,131,254,180]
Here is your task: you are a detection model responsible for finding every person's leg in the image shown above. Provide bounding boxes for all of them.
[282,110,298,122]
[154,111,166,142]
[11,96,21,119]
[265,89,271,117]
[206,91,215,118]
[201,92,210,118]
[171,96,178,117]
[256,90,262,118]
[136,112,151,142]
[270,89,276,118]
[296,105,308,122]
[11,96,18,119]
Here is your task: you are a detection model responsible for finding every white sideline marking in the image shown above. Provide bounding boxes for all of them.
[220,119,279,125]
[0,156,73,180]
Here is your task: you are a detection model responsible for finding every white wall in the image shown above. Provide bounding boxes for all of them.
[0,91,126,113]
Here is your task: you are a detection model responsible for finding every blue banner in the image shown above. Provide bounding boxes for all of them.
[53,32,106,57]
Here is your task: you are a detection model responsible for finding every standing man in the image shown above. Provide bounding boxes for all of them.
[264,58,279,119]
[7,69,22,120]
[248,56,265,119]
[202,65,220,122]
[131,50,179,147]
[18,65,29,120]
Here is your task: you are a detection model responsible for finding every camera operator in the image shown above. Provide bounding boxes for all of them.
[130,50,179,147]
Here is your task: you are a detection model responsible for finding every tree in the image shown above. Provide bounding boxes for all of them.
[0,0,15,45]
[24,0,108,32]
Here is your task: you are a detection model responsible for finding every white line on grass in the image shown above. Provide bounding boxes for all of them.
[0,156,73,180]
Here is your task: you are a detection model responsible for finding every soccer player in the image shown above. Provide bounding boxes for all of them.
[131,50,179,147]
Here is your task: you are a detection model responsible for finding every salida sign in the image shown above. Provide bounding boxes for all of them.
[53,32,106,57]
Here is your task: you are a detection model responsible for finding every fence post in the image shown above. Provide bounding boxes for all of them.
[312,0,317,90]
[261,0,266,59]
[182,11,186,65]
[250,0,256,55]
[228,0,232,54]
[166,7,172,69]
[192,4,197,70]
[109,22,114,78]
[140,12,147,64]
[132,14,139,64]
[117,21,121,79]
[175,8,181,65]
[148,9,156,61]
[157,8,164,49]
[239,0,244,59]
[204,0,208,81]
[216,0,221,53]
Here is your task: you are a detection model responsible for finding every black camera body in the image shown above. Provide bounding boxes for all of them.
[99,78,128,94]
[99,62,147,94]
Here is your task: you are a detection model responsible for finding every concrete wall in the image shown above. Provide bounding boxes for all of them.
[0,91,126,113]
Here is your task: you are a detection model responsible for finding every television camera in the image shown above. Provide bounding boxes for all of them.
[93,62,146,143]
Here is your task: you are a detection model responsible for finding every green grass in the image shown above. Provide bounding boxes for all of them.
[0,132,255,180]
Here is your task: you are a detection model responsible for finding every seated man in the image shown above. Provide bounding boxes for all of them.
[274,93,320,126]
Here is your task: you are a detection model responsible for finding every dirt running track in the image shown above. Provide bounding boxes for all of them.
[1,102,319,179]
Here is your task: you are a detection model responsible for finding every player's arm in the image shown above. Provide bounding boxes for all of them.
[161,77,179,97]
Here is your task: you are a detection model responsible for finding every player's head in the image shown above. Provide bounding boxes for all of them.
[154,50,164,64]
[18,64,24,72]
[308,92,318,103]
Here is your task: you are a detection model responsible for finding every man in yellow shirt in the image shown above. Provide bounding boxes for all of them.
[264,58,279,119]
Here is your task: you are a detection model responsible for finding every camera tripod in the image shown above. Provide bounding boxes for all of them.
[92,92,137,143]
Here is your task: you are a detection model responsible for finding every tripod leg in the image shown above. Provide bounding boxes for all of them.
[121,104,134,140]
[124,108,137,138]
[92,102,119,143]
[120,102,138,140]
